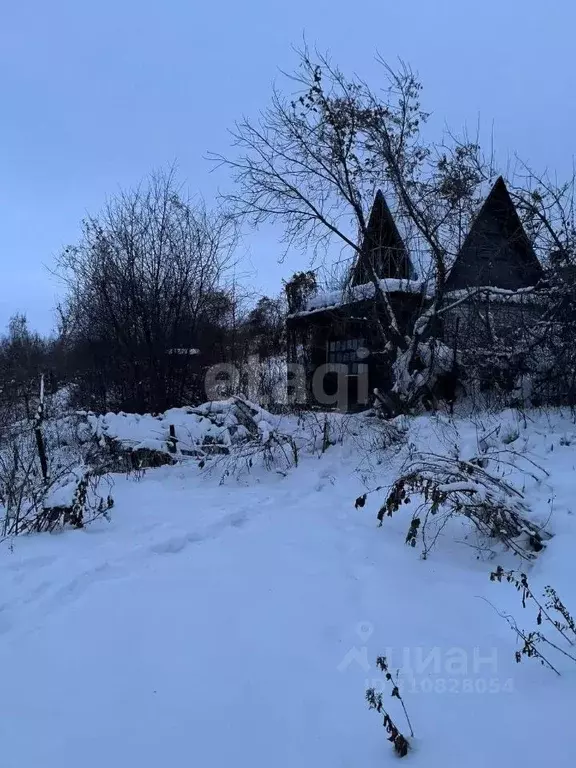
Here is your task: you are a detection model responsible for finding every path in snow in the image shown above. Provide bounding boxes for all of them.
[1,415,576,767]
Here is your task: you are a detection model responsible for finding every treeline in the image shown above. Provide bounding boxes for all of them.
[2,170,287,416]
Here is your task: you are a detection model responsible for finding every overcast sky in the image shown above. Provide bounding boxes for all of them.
[1,0,573,333]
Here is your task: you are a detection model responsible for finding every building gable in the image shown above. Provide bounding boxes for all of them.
[351,190,416,286]
[445,176,543,292]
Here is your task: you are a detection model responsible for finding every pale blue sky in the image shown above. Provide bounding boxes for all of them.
[1,0,574,333]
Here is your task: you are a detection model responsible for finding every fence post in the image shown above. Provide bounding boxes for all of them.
[34,374,49,483]
[168,424,177,454]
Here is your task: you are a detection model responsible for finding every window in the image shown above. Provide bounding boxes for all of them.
[327,338,367,372]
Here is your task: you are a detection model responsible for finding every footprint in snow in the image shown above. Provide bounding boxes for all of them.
[50,561,127,606]
[148,509,251,557]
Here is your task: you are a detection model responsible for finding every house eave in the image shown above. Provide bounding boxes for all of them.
[286,278,430,321]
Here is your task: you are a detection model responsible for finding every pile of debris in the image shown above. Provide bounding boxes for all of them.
[82,397,283,471]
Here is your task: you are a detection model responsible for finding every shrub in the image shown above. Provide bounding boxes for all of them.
[366,656,414,758]
[486,567,576,675]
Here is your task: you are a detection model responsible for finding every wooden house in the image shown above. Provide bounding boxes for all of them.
[286,178,544,410]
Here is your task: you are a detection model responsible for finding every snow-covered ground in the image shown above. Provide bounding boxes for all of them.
[1,408,576,766]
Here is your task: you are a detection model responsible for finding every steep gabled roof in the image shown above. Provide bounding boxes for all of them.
[445,176,543,292]
[351,190,416,287]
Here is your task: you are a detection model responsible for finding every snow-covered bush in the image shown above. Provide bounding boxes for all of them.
[0,382,115,539]
[357,411,552,560]
[0,419,113,538]
[201,398,309,479]
[380,451,549,559]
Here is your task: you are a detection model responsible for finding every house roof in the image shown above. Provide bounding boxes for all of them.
[350,190,416,286]
[286,277,429,319]
[444,176,543,292]
[287,180,544,326]
[286,191,424,320]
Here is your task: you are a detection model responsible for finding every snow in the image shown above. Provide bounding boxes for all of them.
[84,400,284,456]
[437,480,479,493]
[288,278,429,318]
[87,408,228,452]
[1,408,576,766]
[443,285,545,305]
[392,338,454,396]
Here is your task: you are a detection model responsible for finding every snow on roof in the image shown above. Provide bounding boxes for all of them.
[287,278,429,318]
[443,285,545,305]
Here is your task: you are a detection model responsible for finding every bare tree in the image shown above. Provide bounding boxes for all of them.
[504,165,576,404]
[56,169,238,412]
[213,47,492,410]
